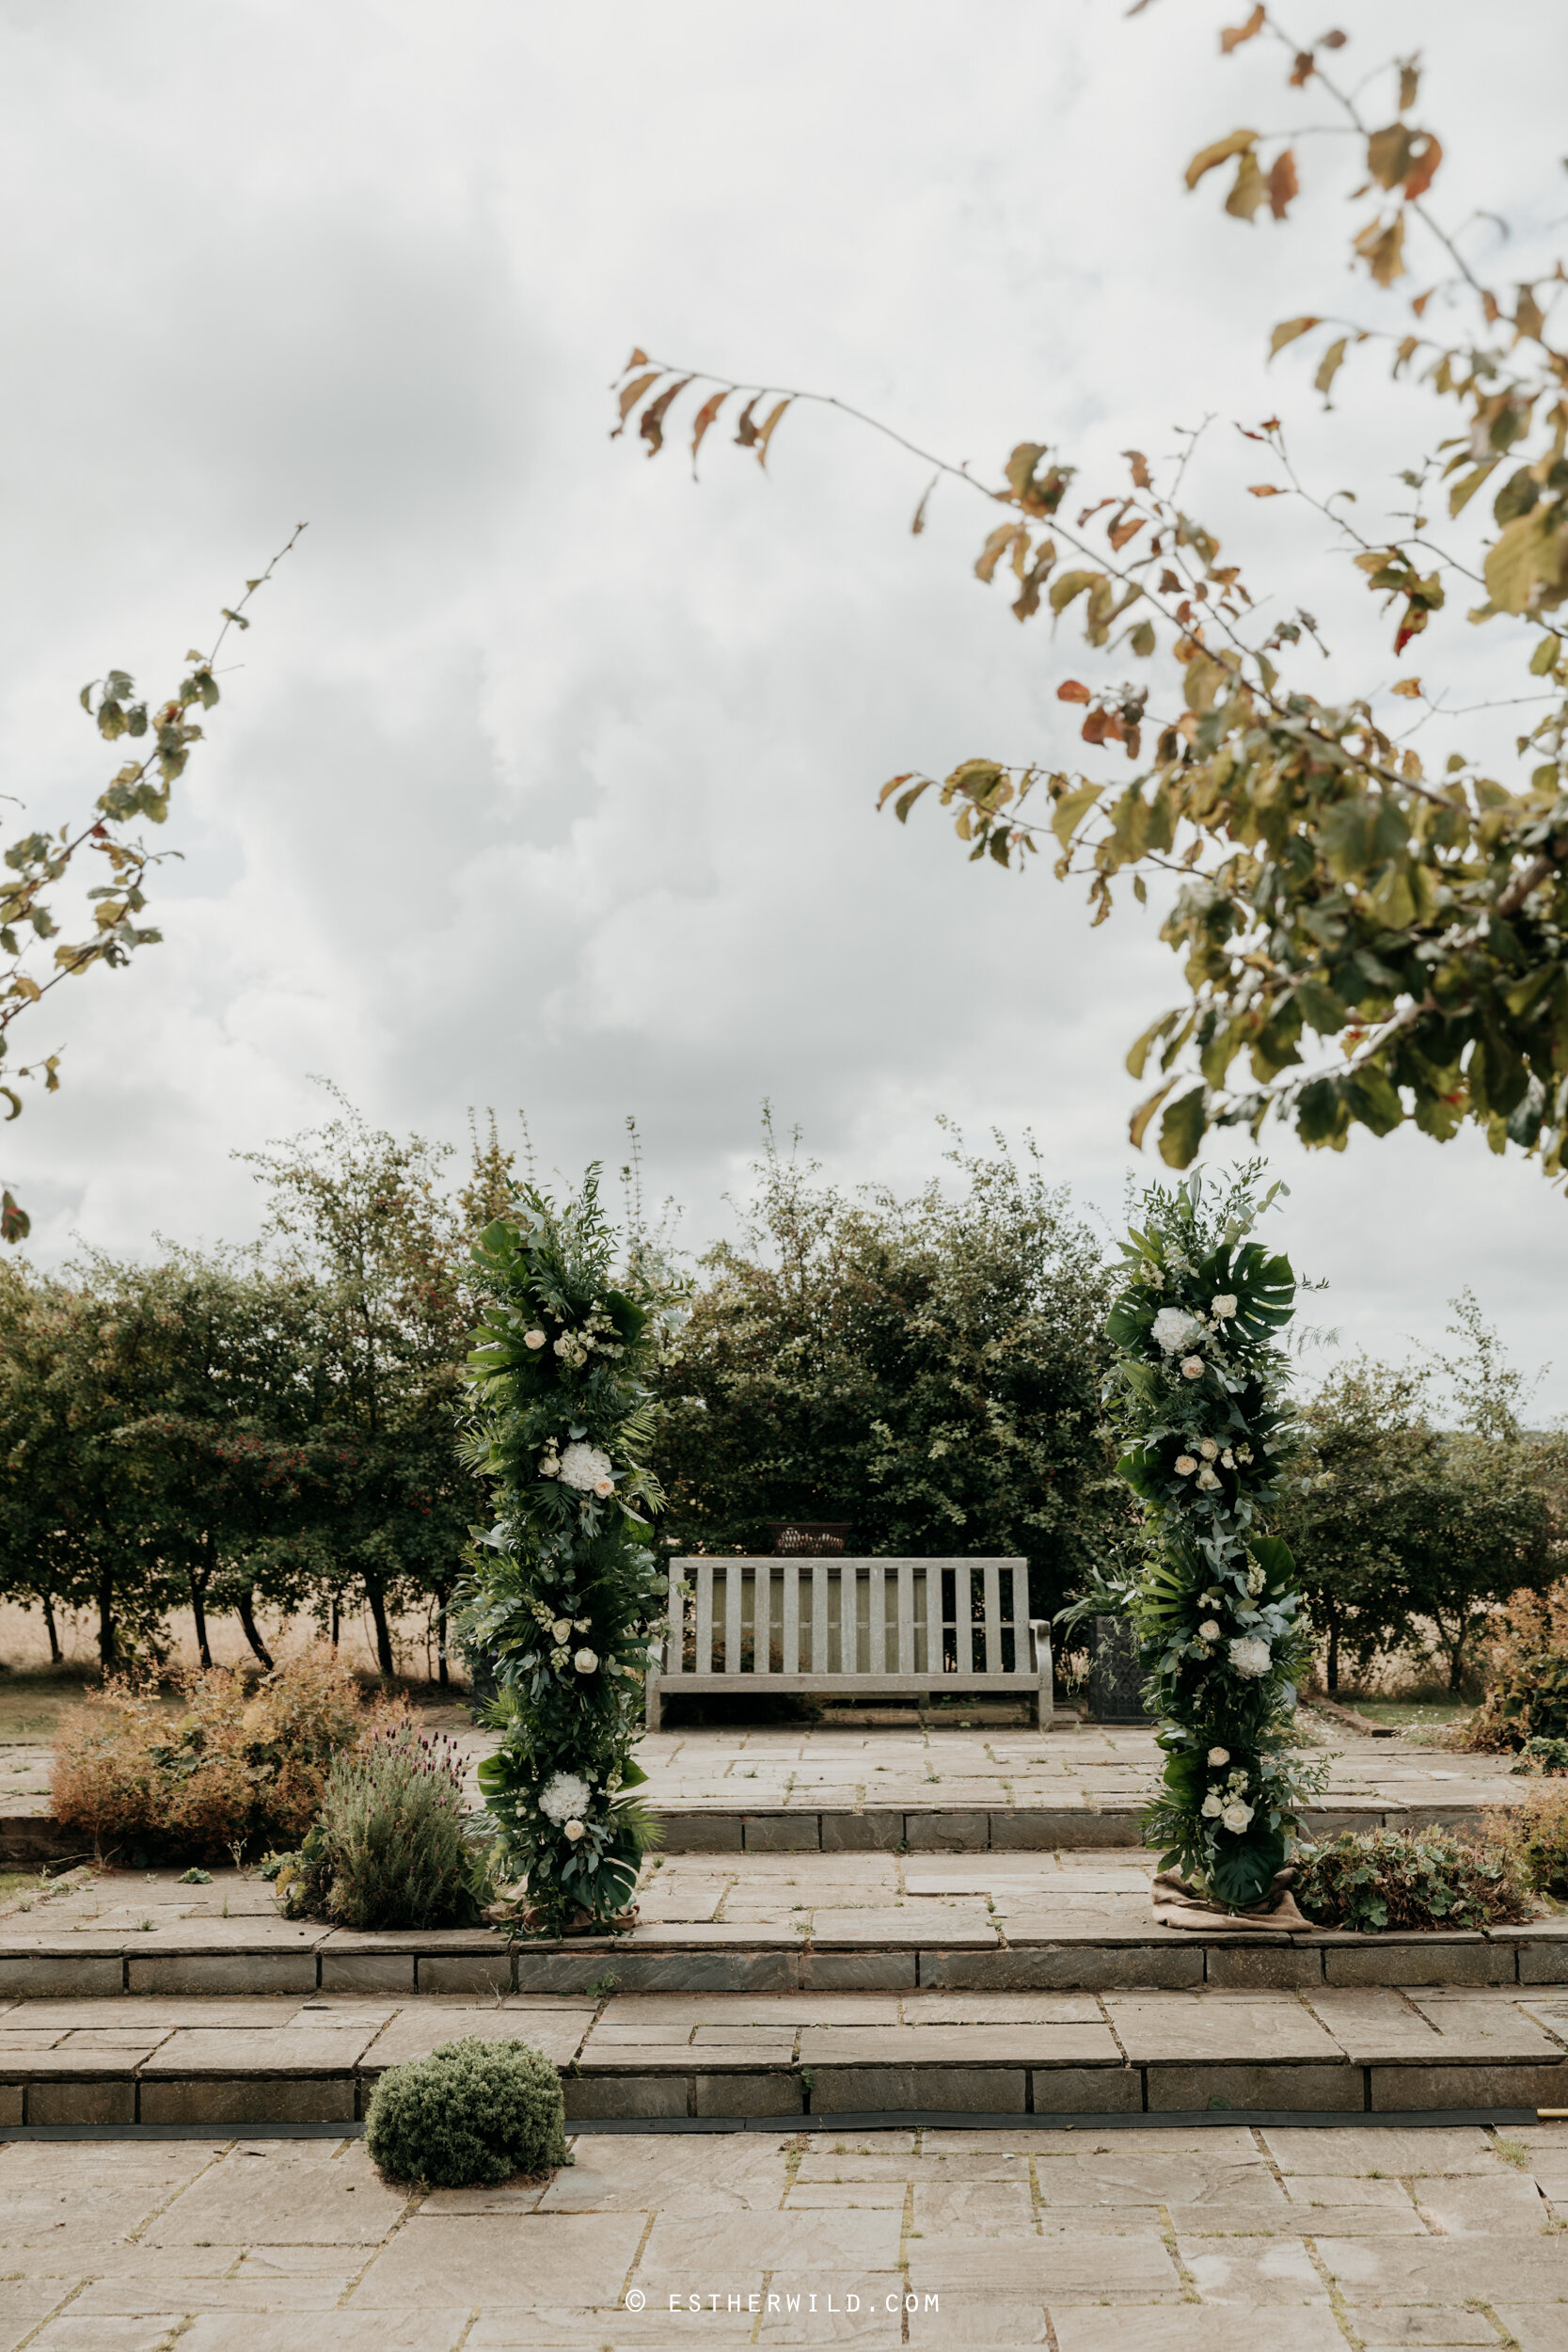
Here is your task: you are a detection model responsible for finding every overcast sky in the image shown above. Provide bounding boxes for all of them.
[3,0,1566,1416]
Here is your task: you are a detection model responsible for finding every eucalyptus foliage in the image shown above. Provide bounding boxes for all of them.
[1096,1167,1316,1911]
[458,1173,667,1934]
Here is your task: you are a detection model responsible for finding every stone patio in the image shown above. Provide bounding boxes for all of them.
[2,2119,1568,2347]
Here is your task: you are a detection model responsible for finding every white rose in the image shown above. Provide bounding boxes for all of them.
[574,1647,599,1674]
[1221,1800,1254,1834]
[594,1476,614,1498]
[1196,1465,1222,1491]
[1198,1439,1218,1461]
[538,1771,592,1825]
[1175,1454,1197,1476]
[1228,1636,1272,1679]
[1200,1793,1223,1818]
[1180,1356,1205,1381]
[563,1820,586,1841]
[1220,1449,1235,1470]
[1198,1620,1220,1643]
[1152,1307,1201,1354]
[1212,1295,1238,1320]
[524,1328,546,1349]
[557,1441,613,1493]
[1208,1746,1230,1766]
[552,1618,572,1643]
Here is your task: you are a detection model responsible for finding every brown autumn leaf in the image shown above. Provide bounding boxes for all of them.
[1056,680,1092,703]
[1219,5,1264,54]
[1109,516,1146,552]
[733,393,764,448]
[639,375,692,457]
[1225,151,1269,220]
[1124,449,1152,489]
[1315,334,1350,398]
[1321,28,1347,46]
[623,346,649,372]
[1185,127,1258,191]
[1247,484,1286,497]
[1269,314,1320,358]
[1367,122,1418,191]
[1354,214,1407,287]
[689,389,729,474]
[1288,49,1314,86]
[1390,677,1422,698]
[1515,285,1546,343]
[1411,286,1434,318]
[610,371,659,437]
[1081,708,1111,744]
[1398,57,1420,112]
[753,397,791,468]
[975,523,1029,584]
[911,474,939,535]
[1403,133,1442,201]
[877,773,917,809]
[1268,149,1299,219]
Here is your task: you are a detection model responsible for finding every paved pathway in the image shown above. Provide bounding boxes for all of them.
[2,2119,1568,2346]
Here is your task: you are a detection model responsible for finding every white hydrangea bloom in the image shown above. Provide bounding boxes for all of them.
[1152,1307,1201,1354]
[557,1441,613,1493]
[538,1771,592,1825]
[1228,1636,1272,1679]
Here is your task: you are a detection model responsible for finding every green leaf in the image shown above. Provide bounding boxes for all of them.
[1157,1087,1208,1169]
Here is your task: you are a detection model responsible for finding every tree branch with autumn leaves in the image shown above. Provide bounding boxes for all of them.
[610,8,1568,1194]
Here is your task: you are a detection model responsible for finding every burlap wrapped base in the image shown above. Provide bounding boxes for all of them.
[1152,1867,1309,1933]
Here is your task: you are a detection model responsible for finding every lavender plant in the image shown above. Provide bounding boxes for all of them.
[1093,1165,1317,1910]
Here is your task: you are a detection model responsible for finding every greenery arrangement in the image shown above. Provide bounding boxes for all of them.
[652,1121,1121,1620]
[615,14,1568,1200]
[457,1172,667,1935]
[363,2036,568,2187]
[1294,1826,1532,1933]
[50,1650,377,1863]
[1092,1165,1315,1912]
[274,1724,490,1930]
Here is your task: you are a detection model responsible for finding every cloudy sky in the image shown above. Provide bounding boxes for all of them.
[3,0,1566,1413]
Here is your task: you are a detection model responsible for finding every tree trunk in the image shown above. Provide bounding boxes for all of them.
[96,1570,118,1674]
[330,1595,341,1650]
[436,1600,450,1689]
[235,1587,275,1673]
[190,1540,214,1671]
[1449,1634,1467,1694]
[365,1576,395,1679]
[1324,1601,1340,1695]
[40,1594,62,1665]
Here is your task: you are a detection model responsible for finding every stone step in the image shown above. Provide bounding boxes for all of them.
[4,1984,1568,2131]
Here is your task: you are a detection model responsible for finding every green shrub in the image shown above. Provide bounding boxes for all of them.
[1466,1583,1568,1753]
[276,1725,490,1931]
[1293,1826,1533,1932]
[363,2037,568,2186]
[1511,1737,1568,1776]
[1490,1782,1568,1900]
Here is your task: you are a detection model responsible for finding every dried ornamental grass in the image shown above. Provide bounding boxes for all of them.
[51,1648,392,1862]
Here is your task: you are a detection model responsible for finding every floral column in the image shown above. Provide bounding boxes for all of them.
[1101,1167,1315,1911]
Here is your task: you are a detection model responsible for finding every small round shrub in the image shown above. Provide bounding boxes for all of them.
[1293,1825,1533,1932]
[363,2037,568,2187]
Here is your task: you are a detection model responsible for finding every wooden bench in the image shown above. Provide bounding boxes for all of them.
[645,1556,1053,1730]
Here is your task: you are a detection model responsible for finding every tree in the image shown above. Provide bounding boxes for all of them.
[649,1121,1122,1620]
[1,530,303,1239]
[237,1089,490,1679]
[613,14,1568,1191]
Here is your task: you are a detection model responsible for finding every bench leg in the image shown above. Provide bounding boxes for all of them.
[644,1679,662,1734]
[1037,1677,1053,1732]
